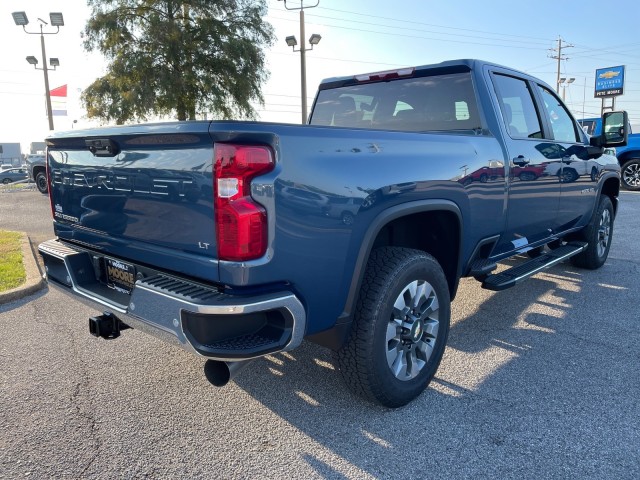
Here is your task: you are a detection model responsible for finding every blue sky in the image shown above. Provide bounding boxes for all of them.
[1,0,639,151]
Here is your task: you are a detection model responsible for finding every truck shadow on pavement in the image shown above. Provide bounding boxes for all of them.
[229,257,638,478]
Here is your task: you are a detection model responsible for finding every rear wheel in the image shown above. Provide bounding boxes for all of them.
[570,195,614,269]
[336,247,451,408]
[620,159,640,191]
[2,178,11,185]
[35,171,48,194]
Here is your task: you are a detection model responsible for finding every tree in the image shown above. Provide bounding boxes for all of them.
[81,0,274,124]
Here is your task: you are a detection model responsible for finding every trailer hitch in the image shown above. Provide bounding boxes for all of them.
[89,312,130,339]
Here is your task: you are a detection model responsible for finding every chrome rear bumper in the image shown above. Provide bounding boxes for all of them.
[39,239,306,361]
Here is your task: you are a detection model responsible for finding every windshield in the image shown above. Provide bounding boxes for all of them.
[309,72,481,132]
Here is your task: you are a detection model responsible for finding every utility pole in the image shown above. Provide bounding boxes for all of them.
[549,36,573,94]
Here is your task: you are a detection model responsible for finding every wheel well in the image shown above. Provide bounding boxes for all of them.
[601,177,620,214]
[370,210,460,298]
[32,165,46,177]
[617,151,640,165]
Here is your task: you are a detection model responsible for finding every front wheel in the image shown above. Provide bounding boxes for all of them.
[2,178,11,185]
[35,171,48,194]
[570,195,614,269]
[620,159,640,191]
[336,247,451,408]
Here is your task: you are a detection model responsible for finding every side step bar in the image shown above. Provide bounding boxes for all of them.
[482,242,588,291]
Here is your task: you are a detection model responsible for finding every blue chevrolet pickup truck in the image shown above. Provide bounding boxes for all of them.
[579,117,640,191]
[39,60,626,407]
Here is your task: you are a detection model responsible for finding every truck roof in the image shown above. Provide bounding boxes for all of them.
[318,59,527,88]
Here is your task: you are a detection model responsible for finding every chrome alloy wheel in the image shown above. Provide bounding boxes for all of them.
[386,279,440,381]
[597,208,612,258]
[622,162,640,188]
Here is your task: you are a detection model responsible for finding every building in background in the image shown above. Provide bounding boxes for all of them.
[29,142,46,155]
[0,143,22,168]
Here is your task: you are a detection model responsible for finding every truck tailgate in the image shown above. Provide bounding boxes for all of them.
[47,124,219,283]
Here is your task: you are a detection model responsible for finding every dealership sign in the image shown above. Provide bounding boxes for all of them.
[594,66,625,97]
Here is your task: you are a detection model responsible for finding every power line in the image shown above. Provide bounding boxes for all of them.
[274,5,640,77]
[570,41,640,58]
[270,14,548,51]
[297,12,550,47]
[270,50,404,68]
[311,5,553,43]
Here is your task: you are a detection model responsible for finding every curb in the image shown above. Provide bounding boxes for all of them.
[0,232,46,305]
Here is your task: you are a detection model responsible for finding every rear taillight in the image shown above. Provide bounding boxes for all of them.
[214,144,274,261]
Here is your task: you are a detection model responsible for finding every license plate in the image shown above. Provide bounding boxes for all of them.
[105,258,136,294]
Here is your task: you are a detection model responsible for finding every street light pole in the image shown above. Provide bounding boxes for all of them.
[12,11,64,131]
[299,9,307,124]
[39,22,54,130]
[559,77,575,102]
[281,0,320,124]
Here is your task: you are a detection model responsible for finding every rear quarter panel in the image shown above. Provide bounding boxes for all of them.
[210,121,506,334]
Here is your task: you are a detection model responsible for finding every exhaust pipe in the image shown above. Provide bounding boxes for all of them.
[203,359,253,387]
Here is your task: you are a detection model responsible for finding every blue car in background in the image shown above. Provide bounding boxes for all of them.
[0,167,29,184]
[580,117,640,190]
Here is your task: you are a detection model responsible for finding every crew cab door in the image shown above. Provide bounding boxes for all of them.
[533,84,598,230]
[490,71,562,256]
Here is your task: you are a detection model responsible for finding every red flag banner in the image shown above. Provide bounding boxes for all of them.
[50,84,67,116]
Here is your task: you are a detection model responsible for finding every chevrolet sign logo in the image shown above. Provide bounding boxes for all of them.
[598,71,620,79]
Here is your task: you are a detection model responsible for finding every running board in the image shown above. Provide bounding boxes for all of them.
[482,242,588,291]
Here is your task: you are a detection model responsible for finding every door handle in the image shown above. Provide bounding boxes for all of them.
[512,156,530,166]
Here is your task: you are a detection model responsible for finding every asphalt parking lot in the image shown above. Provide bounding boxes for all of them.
[1,188,639,479]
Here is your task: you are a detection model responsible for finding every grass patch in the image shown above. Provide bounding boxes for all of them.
[0,231,26,292]
[0,181,34,191]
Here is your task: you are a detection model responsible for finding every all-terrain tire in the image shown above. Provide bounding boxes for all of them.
[570,195,614,269]
[336,247,451,408]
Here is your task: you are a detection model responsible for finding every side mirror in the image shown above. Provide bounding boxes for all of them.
[590,111,628,148]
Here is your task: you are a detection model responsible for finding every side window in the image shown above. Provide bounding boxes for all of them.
[536,86,579,143]
[580,120,596,135]
[492,74,543,139]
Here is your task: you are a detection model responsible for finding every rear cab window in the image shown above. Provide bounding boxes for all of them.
[309,70,482,133]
